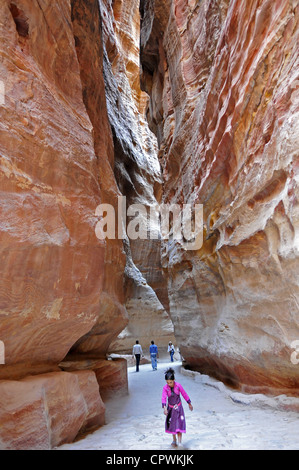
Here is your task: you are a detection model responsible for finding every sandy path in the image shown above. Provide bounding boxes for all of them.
[58,360,299,450]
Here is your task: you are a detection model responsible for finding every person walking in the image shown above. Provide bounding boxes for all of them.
[149,340,158,370]
[161,367,193,448]
[168,341,175,362]
[132,340,143,372]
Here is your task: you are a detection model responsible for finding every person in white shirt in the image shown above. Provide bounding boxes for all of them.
[132,340,143,372]
[168,342,175,362]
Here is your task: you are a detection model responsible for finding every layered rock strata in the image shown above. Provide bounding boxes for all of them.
[100,0,175,354]
[0,0,175,449]
[0,370,105,450]
[141,0,299,394]
[60,357,128,401]
[0,0,129,449]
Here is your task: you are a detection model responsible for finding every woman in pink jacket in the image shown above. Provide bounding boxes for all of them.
[161,368,193,447]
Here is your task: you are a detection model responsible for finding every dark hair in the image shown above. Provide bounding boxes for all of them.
[151,340,154,344]
[165,367,175,381]
[136,340,139,344]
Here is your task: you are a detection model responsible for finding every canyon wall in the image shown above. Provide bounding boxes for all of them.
[0,0,172,449]
[0,0,130,449]
[100,0,175,355]
[0,0,176,449]
[140,0,299,394]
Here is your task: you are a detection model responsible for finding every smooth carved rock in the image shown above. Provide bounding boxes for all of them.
[100,0,175,353]
[0,0,126,449]
[0,371,105,450]
[141,0,299,393]
[0,0,127,378]
[60,357,129,401]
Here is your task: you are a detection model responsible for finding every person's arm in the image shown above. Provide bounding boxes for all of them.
[178,383,193,410]
[161,385,168,415]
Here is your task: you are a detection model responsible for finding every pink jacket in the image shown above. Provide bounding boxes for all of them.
[161,382,191,407]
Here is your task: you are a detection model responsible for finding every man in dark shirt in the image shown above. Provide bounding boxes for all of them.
[149,340,159,370]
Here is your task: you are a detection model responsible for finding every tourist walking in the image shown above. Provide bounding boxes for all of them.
[132,340,143,372]
[168,341,175,362]
[149,340,158,370]
[161,367,193,448]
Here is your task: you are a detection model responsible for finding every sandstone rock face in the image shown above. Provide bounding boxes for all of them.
[60,357,129,401]
[0,0,127,376]
[0,0,173,449]
[100,0,175,354]
[0,0,127,449]
[110,250,176,355]
[141,0,299,394]
[0,370,105,450]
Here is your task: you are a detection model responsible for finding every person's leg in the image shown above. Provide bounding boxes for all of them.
[135,354,140,371]
[177,432,182,444]
[151,354,155,370]
[171,434,177,447]
[154,354,157,369]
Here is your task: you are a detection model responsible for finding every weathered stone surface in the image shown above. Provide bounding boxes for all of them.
[64,0,129,357]
[100,0,175,353]
[141,0,299,393]
[0,371,105,450]
[0,0,127,379]
[60,357,128,401]
[71,370,106,434]
[0,379,49,450]
[94,358,128,401]
[0,0,126,450]
[109,246,176,354]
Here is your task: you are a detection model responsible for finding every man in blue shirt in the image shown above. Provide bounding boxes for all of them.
[149,340,159,370]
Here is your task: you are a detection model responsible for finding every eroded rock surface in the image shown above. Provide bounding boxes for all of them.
[0,0,173,449]
[101,0,175,354]
[140,0,299,393]
[0,370,105,450]
[0,0,128,377]
[0,0,128,448]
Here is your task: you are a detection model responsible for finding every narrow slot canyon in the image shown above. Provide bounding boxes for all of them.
[0,0,298,451]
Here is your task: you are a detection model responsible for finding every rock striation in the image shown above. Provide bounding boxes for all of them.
[0,0,129,449]
[140,0,299,394]
[0,370,105,449]
[0,0,174,449]
[100,0,175,354]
